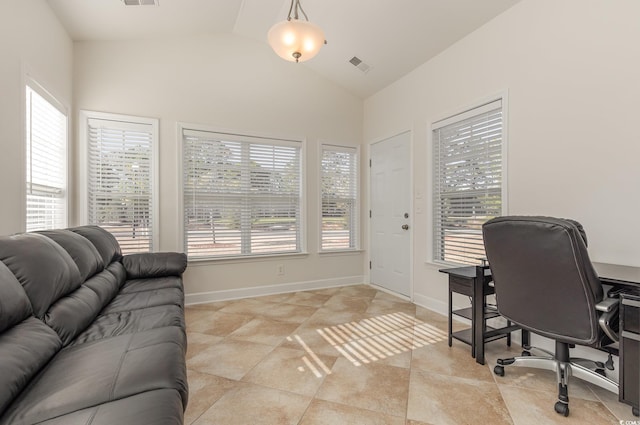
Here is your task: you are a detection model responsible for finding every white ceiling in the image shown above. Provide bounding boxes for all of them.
[46,0,520,98]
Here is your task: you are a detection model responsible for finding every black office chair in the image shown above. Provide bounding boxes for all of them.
[482,216,619,417]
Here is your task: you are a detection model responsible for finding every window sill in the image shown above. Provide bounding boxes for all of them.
[318,249,364,257]
[187,252,310,266]
[424,259,469,269]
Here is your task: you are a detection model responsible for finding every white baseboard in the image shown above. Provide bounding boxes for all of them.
[412,292,448,317]
[185,275,365,305]
[412,292,473,326]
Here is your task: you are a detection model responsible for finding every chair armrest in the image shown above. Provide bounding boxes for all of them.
[597,297,619,343]
[596,297,618,312]
[122,252,187,279]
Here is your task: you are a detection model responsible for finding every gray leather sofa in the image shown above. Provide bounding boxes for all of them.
[0,226,188,425]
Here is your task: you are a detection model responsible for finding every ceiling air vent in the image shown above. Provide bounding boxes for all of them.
[349,56,371,74]
[122,0,158,6]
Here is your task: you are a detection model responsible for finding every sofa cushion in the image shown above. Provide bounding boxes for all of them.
[45,263,126,346]
[101,286,184,315]
[0,327,188,425]
[45,285,103,346]
[38,229,104,281]
[69,226,122,266]
[72,305,185,346]
[122,252,188,279]
[82,264,124,309]
[0,318,62,416]
[0,261,32,333]
[35,389,184,425]
[0,262,63,416]
[0,233,82,319]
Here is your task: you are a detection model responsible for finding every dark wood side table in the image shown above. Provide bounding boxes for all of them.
[620,290,640,417]
[440,265,528,365]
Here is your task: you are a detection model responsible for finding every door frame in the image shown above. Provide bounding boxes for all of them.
[367,129,414,300]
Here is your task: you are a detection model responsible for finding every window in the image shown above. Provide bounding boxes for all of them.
[182,127,302,259]
[81,111,158,253]
[432,98,505,265]
[320,145,359,251]
[25,83,68,232]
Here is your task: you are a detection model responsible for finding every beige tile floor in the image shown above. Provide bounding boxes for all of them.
[184,285,637,425]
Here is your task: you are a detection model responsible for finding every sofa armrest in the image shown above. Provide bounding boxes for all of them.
[122,252,187,279]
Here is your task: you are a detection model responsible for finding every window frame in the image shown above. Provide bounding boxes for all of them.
[178,122,307,261]
[24,77,69,232]
[319,143,360,253]
[79,110,159,253]
[429,94,508,266]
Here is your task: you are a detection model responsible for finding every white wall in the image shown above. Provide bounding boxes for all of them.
[0,1,73,235]
[364,0,640,313]
[73,34,365,298]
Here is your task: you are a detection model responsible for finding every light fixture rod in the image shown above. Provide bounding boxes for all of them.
[296,0,309,21]
[287,0,295,20]
[287,0,309,22]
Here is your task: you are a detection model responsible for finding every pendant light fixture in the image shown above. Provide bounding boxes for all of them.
[267,0,326,63]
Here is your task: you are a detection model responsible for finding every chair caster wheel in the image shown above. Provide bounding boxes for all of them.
[521,350,531,357]
[632,406,639,417]
[494,365,505,377]
[554,401,569,417]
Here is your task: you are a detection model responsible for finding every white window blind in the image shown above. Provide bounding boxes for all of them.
[433,99,503,265]
[26,84,67,232]
[85,114,157,253]
[182,128,302,259]
[321,145,359,251]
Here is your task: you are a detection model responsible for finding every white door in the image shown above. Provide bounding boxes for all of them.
[370,132,411,297]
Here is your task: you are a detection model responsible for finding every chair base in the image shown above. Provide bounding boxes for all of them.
[494,342,618,417]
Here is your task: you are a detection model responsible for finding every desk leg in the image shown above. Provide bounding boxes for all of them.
[473,275,485,365]
[521,329,530,348]
[448,286,453,347]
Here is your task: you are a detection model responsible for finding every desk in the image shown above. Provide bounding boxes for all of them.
[602,277,640,417]
[440,266,639,414]
[440,266,527,365]
[618,288,640,416]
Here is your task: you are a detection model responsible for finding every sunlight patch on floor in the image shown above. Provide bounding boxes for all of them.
[316,312,448,367]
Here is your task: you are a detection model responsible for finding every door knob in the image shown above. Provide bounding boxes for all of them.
[402,224,409,230]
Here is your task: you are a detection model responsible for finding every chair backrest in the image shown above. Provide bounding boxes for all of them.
[482,216,603,345]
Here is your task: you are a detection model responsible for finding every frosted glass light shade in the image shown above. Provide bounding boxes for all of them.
[268,19,325,62]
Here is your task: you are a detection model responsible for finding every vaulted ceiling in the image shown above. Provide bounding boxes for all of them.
[46,0,520,98]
